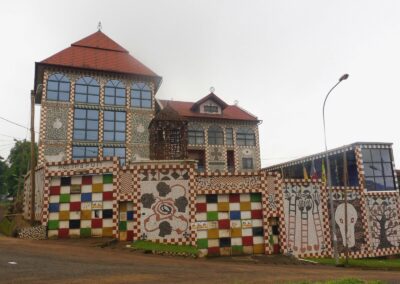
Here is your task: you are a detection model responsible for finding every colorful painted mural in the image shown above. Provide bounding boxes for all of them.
[118,202,134,241]
[139,169,190,241]
[282,182,328,256]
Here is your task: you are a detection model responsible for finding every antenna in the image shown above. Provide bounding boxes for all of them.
[97,21,102,31]
[210,87,215,93]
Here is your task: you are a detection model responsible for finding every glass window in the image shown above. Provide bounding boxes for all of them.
[188,127,204,145]
[72,146,98,160]
[242,158,254,170]
[204,104,218,113]
[46,73,70,101]
[104,80,125,106]
[131,82,152,109]
[236,128,256,146]
[74,77,100,104]
[103,111,126,142]
[362,148,395,191]
[226,128,233,145]
[73,108,99,141]
[208,126,224,145]
[103,147,126,165]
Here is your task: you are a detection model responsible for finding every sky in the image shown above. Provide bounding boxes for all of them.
[1,0,400,168]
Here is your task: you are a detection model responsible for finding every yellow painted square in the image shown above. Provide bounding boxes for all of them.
[253,244,265,254]
[59,211,70,221]
[102,227,113,237]
[240,202,251,211]
[207,228,219,239]
[81,210,92,220]
[119,202,127,212]
[231,228,242,238]
[217,202,229,212]
[92,183,103,193]
[119,231,127,241]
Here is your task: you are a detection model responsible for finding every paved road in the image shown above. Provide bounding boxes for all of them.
[1,236,400,284]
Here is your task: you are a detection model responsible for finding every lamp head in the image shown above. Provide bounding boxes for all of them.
[339,74,349,81]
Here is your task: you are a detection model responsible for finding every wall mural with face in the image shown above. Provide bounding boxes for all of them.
[331,191,366,254]
[367,196,400,250]
[139,169,190,241]
[283,183,327,256]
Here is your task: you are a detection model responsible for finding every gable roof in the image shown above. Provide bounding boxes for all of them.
[190,92,229,111]
[158,95,259,122]
[35,31,161,102]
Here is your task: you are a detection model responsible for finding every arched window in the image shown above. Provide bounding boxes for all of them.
[236,128,256,146]
[188,125,204,145]
[131,82,152,108]
[46,73,70,101]
[208,125,224,145]
[75,77,100,104]
[104,80,125,106]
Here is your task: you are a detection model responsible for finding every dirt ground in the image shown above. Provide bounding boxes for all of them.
[1,236,400,284]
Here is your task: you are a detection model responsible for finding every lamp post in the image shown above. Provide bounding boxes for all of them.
[322,73,349,265]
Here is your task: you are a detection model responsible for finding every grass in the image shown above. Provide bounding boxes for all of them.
[289,279,384,284]
[132,240,199,255]
[307,257,400,270]
[0,216,12,236]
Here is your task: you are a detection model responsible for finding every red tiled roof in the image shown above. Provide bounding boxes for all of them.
[40,31,158,77]
[159,98,258,122]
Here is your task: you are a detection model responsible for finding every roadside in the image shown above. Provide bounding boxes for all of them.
[1,237,400,284]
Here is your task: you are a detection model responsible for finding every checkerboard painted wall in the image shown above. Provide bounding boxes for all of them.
[118,201,134,241]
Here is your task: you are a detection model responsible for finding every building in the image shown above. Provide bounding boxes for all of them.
[23,31,400,259]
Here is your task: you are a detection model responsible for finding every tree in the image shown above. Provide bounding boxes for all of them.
[0,156,9,197]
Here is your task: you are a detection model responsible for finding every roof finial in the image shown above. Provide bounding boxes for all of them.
[209,86,215,93]
[97,21,102,31]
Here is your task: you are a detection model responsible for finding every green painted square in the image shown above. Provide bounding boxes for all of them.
[48,220,59,230]
[80,228,91,237]
[207,211,218,221]
[59,194,70,203]
[232,245,243,255]
[119,221,127,231]
[197,239,208,249]
[250,193,262,202]
[103,174,113,184]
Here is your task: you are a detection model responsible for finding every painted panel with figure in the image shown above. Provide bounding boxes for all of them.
[282,182,328,256]
[139,169,190,242]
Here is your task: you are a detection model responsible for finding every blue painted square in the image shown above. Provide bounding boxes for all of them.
[127,211,134,220]
[81,193,92,202]
[49,203,59,212]
[230,211,241,220]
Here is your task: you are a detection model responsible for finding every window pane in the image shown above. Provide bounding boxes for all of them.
[385,177,395,190]
[371,149,381,162]
[132,99,141,107]
[73,131,85,140]
[59,82,70,92]
[364,163,374,176]
[383,163,393,177]
[88,95,99,104]
[104,111,113,120]
[115,97,125,105]
[142,91,151,99]
[87,131,98,140]
[87,110,98,120]
[87,120,98,130]
[72,147,84,157]
[104,121,114,131]
[59,92,69,101]
[86,147,98,157]
[362,149,371,162]
[103,132,113,141]
[115,148,125,157]
[104,96,114,105]
[198,137,204,144]
[131,90,141,99]
[372,163,383,176]
[104,87,114,96]
[47,81,58,91]
[74,119,85,129]
[142,100,151,108]
[47,91,58,100]
[381,149,391,162]
[103,147,114,157]
[365,176,375,191]
[116,112,126,121]
[74,109,86,119]
[88,86,99,95]
[75,94,86,102]
[116,122,126,131]
[115,132,125,141]
[375,177,385,190]
[116,89,125,97]
[75,85,86,94]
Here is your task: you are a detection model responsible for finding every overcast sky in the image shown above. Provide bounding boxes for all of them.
[1,0,400,168]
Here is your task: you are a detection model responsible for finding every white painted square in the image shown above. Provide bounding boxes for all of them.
[81,220,91,228]
[229,203,240,211]
[70,211,80,220]
[49,213,59,220]
[207,221,218,229]
[242,228,253,236]
[91,228,102,237]
[127,221,134,231]
[217,194,228,202]
[81,202,91,210]
[195,212,207,221]
[196,195,206,203]
[103,201,113,210]
[219,229,230,238]
[194,222,207,230]
[69,229,80,237]
[230,220,241,228]
[231,237,242,246]
[252,219,263,227]
[206,203,217,211]
[71,176,82,185]
[253,236,264,245]
[59,221,69,229]
[103,218,113,228]
[59,203,69,211]
[197,230,207,239]
[103,184,113,192]
[119,212,127,221]
[241,220,252,228]
[48,230,58,238]
[251,202,262,210]
[208,239,219,247]
[81,185,92,193]
[50,177,60,186]
[70,194,81,202]
[92,193,103,202]
[241,211,251,220]
[240,193,250,202]
[60,186,70,194]
[92,175,103,184]
[126,202,133,211]
[49,196,59,203]
[218,212,229,220]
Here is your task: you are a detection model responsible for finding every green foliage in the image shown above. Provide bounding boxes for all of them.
[0,216,12,236]
[132,240,199,255]
[307,257,400,270]
[289,279,384,284]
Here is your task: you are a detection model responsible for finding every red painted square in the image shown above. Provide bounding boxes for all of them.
[103,192,113,201]
[82,176,93,185]
[127,231,134,241]
[207,247,220,256]
[69,202,81,211]
[273,244,280,254]
[196,203,207,212]
[92,219,103,228]
[218,219,230,229]
[251,210,263,219]
[242,236,253,246]
[58,228,69,239]
[229,194,240,203]
[49,186,60,196]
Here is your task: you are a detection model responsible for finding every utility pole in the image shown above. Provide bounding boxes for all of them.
[30,90,36,223]
[343,151,349,265]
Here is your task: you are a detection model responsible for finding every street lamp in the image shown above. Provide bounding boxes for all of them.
[322,73,349,265]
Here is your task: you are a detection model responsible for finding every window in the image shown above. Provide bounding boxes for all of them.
[242,158,253,170]
[47,73,70,101]
[75,77,100,104]
[226,128,233,145]
[73,108,99,141]
[103,111,126,142]
[104,80,125,106]
[236,128,256,146]
[188,127,204,145]
[204,104,218,113]
[103,147,126,165]
[131,83,151,108]
[72,146,98,160]
[362,148,395,191]
[208,126,224,145]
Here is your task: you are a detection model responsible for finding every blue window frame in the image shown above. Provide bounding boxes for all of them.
[75,77,100,104]
[131,83,151,108]
[103,147,126,165]
[47,73,70,101]
[73,108,99,141]
[105,80,125,106]
[208,126,224,145]
[103,111,126,142]
[236,128,256,146]
[72,146,98,160]
[362,148,395,191]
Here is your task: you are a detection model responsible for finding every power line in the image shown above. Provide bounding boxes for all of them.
[0,133,25,140]
[0,116,39,134]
